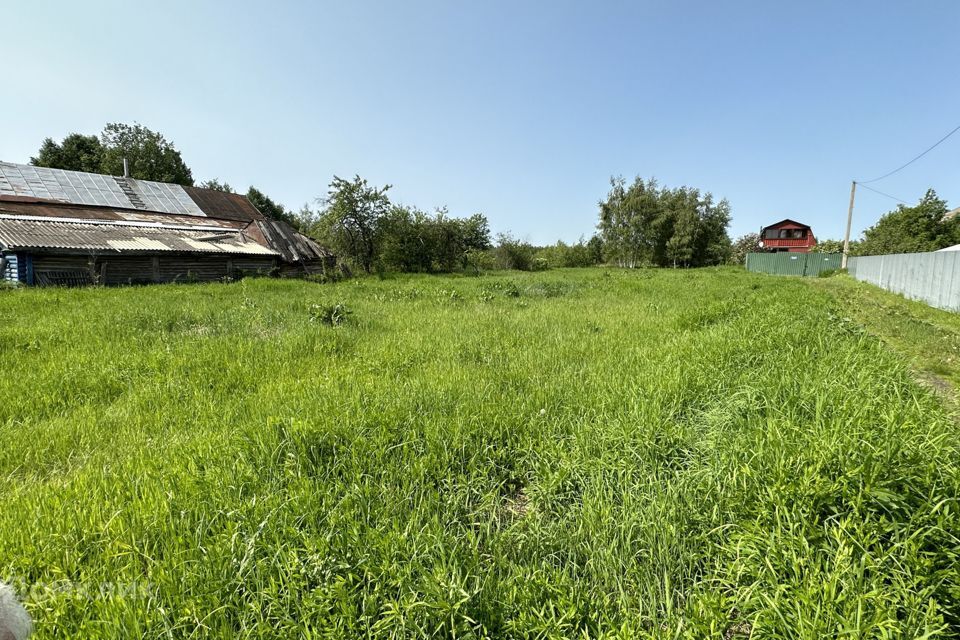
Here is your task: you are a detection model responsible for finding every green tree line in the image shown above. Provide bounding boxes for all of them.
[32,125,746,273]
[597,176,732,267]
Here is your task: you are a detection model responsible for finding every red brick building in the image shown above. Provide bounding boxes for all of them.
[758,219,817,253]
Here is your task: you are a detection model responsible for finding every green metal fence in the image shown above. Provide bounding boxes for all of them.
[745,252,842,277]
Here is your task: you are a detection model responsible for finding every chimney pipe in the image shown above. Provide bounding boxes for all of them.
[123,157,129,178]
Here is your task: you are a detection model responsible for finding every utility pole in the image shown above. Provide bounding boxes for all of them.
[842,180,856,269]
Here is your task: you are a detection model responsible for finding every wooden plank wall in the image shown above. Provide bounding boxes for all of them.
[29,253,277,286]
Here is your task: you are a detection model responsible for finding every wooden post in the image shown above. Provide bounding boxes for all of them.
[152,256,160,282]
[842,180,856,269]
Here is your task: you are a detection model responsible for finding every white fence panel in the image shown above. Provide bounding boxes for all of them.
[849,251,960,312]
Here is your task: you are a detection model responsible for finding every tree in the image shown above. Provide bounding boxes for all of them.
[493,233,540,271]
[665,198,697,268]
[461,214,493,254]
[597,176,732,268]
[373,206,492,273]
[198,179,234,193]
[30,134,104,173]
[246,187,301,227]
[598,176,657,267]
[100,123,193,185]
[587,235,604,264]
[30,123,194,185]
[859,189,958,256]
[302,174,492,274]
[730,233,760,264]
[318,176,392,273]
[537,237,603,268]
[814,238,842,254]
[376,205,432,272]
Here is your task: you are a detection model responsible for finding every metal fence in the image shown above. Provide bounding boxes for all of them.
[745,252,842,277]
[849,251,960,312]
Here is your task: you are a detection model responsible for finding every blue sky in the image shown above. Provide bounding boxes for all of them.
[1,1,958,244]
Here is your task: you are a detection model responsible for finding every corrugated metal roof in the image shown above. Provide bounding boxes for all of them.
[183,187,265,222]
[0,216,277,256]
[0,199,245,228]
[256,219,335,263]
[0,162,205,217]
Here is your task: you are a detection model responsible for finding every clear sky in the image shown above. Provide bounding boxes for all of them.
[1,1,958,244]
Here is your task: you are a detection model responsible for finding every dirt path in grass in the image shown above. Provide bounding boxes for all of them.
[813,275,960,410]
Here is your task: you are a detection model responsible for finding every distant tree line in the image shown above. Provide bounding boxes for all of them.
[294,175,494,274]
[597,176,732,267]
[32,125,751,274]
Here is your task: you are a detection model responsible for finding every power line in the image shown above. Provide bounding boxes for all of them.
[858,122,960,184]
[855,182,910,204]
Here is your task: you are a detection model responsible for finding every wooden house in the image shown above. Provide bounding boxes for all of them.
[757,219,817,253]
[0,162,334,286]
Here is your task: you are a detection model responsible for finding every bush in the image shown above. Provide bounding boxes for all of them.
[464,249,496,275]
[305,263,349,285]
[309,302,351,326]
[536,238,602,268]
[493,233,538,271]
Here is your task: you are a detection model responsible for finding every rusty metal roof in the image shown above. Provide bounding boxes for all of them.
[183,187,265,222]
[0,199,245,228]
[0,215,277,256]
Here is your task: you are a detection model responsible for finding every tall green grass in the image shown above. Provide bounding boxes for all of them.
[0,268,957,638]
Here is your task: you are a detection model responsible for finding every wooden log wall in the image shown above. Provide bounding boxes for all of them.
[28,253,277,286]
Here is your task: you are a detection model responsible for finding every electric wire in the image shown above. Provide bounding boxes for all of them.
[858,122,960,184]
[855,182,910,204]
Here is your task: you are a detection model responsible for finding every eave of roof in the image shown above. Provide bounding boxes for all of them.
[0,216,278,256]
[0,213,242,233]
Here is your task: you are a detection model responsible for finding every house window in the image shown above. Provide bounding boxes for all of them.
[776,229,806,239]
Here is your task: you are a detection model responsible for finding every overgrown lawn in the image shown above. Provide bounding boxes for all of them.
[0,268,958,638]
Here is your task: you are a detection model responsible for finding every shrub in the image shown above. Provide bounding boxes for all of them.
[309,302,351,326]
[464,248,496,275]
[493,233,538,271]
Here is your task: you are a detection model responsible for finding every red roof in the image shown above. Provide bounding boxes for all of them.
[761,218,811,232]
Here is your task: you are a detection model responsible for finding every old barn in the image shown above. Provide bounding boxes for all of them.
[0,162,334,286]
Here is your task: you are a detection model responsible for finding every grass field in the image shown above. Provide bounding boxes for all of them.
[1,268,958,638]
